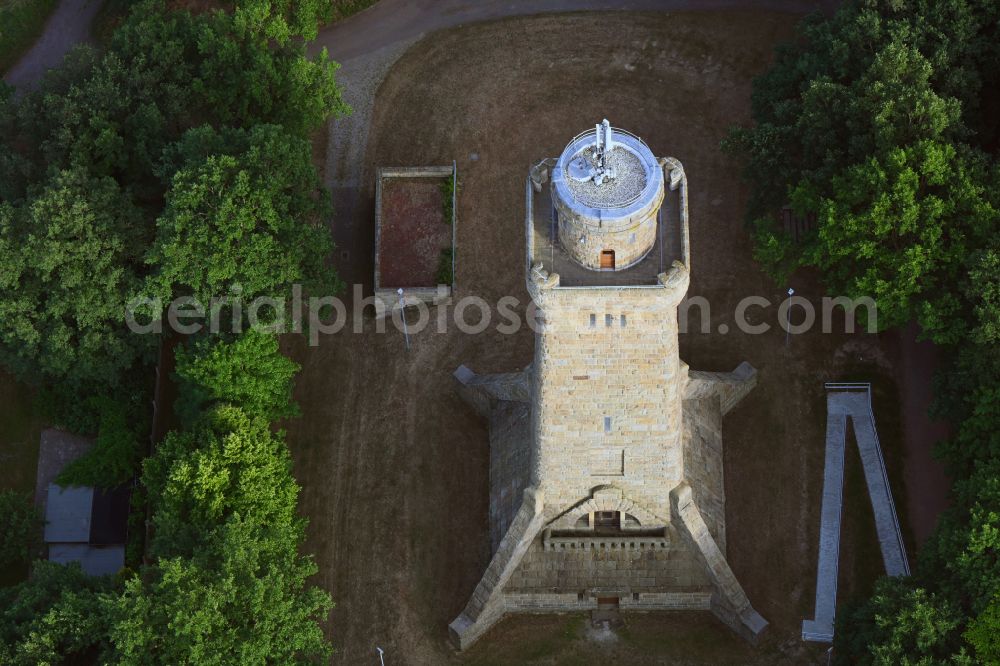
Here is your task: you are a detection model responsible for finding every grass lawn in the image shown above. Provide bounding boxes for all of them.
[0,370,42,586]
[0,0,57,74]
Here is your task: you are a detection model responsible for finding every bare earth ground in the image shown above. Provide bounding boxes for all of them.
[285,11,919,665]
[378,178,450,288]
[0,370,42,586]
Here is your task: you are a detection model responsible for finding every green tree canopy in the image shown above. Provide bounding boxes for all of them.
[118,406,331,663]
[57,395,147,488]
[174,329,300,426]
[0,1,340,663]
[965,593,1000,664]
[725,0,1000,344]
[0,561,115,665]
[0,168,153,387]
[233,0,334,43]
[110,516,331,665]
[0,0,346,410]
[0,0,346,200]
[835,577,969,665]
[0,491,42,570]
[143,406,300,558]
[145,124,339,307]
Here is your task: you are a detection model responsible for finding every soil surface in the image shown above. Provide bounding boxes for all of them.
[378,178,451,288]
[314,0,839,63]
[892,322,951,546]
[285,11,919,665]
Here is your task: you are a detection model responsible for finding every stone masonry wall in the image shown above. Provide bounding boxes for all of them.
[555,203,659,270]
[489,401,532,553]
[504,530,711,594]
[682,398,727,550]
[526,268,689,518]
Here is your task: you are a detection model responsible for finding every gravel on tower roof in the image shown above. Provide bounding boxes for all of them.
[564,145,647,209]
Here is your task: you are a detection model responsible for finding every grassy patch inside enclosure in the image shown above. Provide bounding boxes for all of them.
[0,0,58,74]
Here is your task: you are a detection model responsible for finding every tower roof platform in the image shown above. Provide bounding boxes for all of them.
[527,152,687,288]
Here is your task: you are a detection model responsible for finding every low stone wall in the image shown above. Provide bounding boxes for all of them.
[372,286,451,320]
[502,590,712,613]
[685,362,757,415]
[373,164,456,314]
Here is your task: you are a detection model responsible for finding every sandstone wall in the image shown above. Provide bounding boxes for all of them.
[527,268,689,518]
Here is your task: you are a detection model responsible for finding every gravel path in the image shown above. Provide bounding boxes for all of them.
[2,0,101,92]
[311,0,837,190]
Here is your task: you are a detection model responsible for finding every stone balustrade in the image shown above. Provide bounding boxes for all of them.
[542,530,669,552]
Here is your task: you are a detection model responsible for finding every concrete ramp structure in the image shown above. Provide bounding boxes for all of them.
[802,384,909,643]
[450,122,766,649]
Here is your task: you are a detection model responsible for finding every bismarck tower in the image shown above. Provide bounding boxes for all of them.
[450,121,766,649]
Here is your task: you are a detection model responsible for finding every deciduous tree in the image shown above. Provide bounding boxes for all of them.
[174,329,300,426]
[145,125,339,308]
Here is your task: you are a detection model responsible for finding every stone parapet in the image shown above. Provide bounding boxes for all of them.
[684,362,758,415]
[449,487,545,650]
[542,531,670,552]
[670,482,768,643]
[372,286,451,320]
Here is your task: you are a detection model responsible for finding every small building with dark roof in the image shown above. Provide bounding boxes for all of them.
[36,429,130,577]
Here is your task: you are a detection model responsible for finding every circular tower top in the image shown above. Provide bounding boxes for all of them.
[550,120,664,271]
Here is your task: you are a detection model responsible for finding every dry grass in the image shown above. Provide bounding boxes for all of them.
[286,11,912,664]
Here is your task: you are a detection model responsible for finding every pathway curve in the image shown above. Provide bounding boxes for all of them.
[309,0,837,286]
[2,0,101,91]
[314,0,838,63]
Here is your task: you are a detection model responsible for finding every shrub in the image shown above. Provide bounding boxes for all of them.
[174,329,301,426]
[441,173,456,224]
[436,247,454,286]
[57,397,145,488]
[0,491,42,569]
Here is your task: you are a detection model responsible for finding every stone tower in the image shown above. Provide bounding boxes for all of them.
[450,121,766,649]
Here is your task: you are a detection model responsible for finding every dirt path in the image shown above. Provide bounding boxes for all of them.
[2,0,100,91]
[894,323,951,546]
[315,0,839,63]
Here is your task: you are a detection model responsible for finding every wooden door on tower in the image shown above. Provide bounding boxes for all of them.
[600,250,615,270]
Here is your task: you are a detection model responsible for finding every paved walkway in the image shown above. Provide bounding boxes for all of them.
[2,0,100,92]
[802,387,909,643]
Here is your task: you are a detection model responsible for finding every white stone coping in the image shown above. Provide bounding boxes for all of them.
[372,286,452,319]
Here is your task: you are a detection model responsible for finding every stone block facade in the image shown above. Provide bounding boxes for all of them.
[449,133,766,649]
